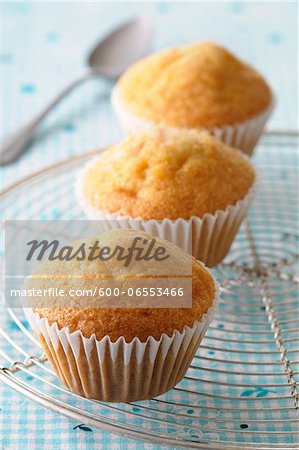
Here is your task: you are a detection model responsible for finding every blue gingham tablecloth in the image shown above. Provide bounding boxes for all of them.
[1,1,297,449]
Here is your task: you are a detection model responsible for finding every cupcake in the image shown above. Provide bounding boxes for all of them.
[112,42,274,155]
[24,229,219,402]
[76,128,256,267]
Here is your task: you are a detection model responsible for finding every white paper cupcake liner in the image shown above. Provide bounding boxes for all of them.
[111,87,275,156]
[24,278,219,402]
[76,161,257,267]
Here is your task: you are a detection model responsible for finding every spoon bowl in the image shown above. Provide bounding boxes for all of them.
[88,16,154,78]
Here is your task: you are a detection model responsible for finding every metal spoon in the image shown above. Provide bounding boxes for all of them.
[0,16,153,164]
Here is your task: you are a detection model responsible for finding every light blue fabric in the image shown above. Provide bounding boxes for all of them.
[1,2,297,449]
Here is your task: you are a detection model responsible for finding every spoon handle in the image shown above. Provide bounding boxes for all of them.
[0,68,96,165]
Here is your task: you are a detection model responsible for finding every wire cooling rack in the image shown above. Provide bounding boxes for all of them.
[0,131,298,449]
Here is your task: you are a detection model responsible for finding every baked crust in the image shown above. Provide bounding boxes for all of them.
[117,42,272,128]
[82,128,255,220]
[31,230,216,342]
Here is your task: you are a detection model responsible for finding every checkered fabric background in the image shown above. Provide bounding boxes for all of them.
[1,2,298,449]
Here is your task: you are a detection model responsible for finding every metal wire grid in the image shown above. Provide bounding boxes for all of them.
[0,131,298,449]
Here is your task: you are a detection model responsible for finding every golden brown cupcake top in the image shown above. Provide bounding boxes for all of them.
[29,229,216,342]
[81,128,255,220]
[116,42,272,128]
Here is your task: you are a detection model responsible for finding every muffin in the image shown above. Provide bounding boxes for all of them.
[24,229,219,402]
[112,42,274,155]
[77,128,256,267]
